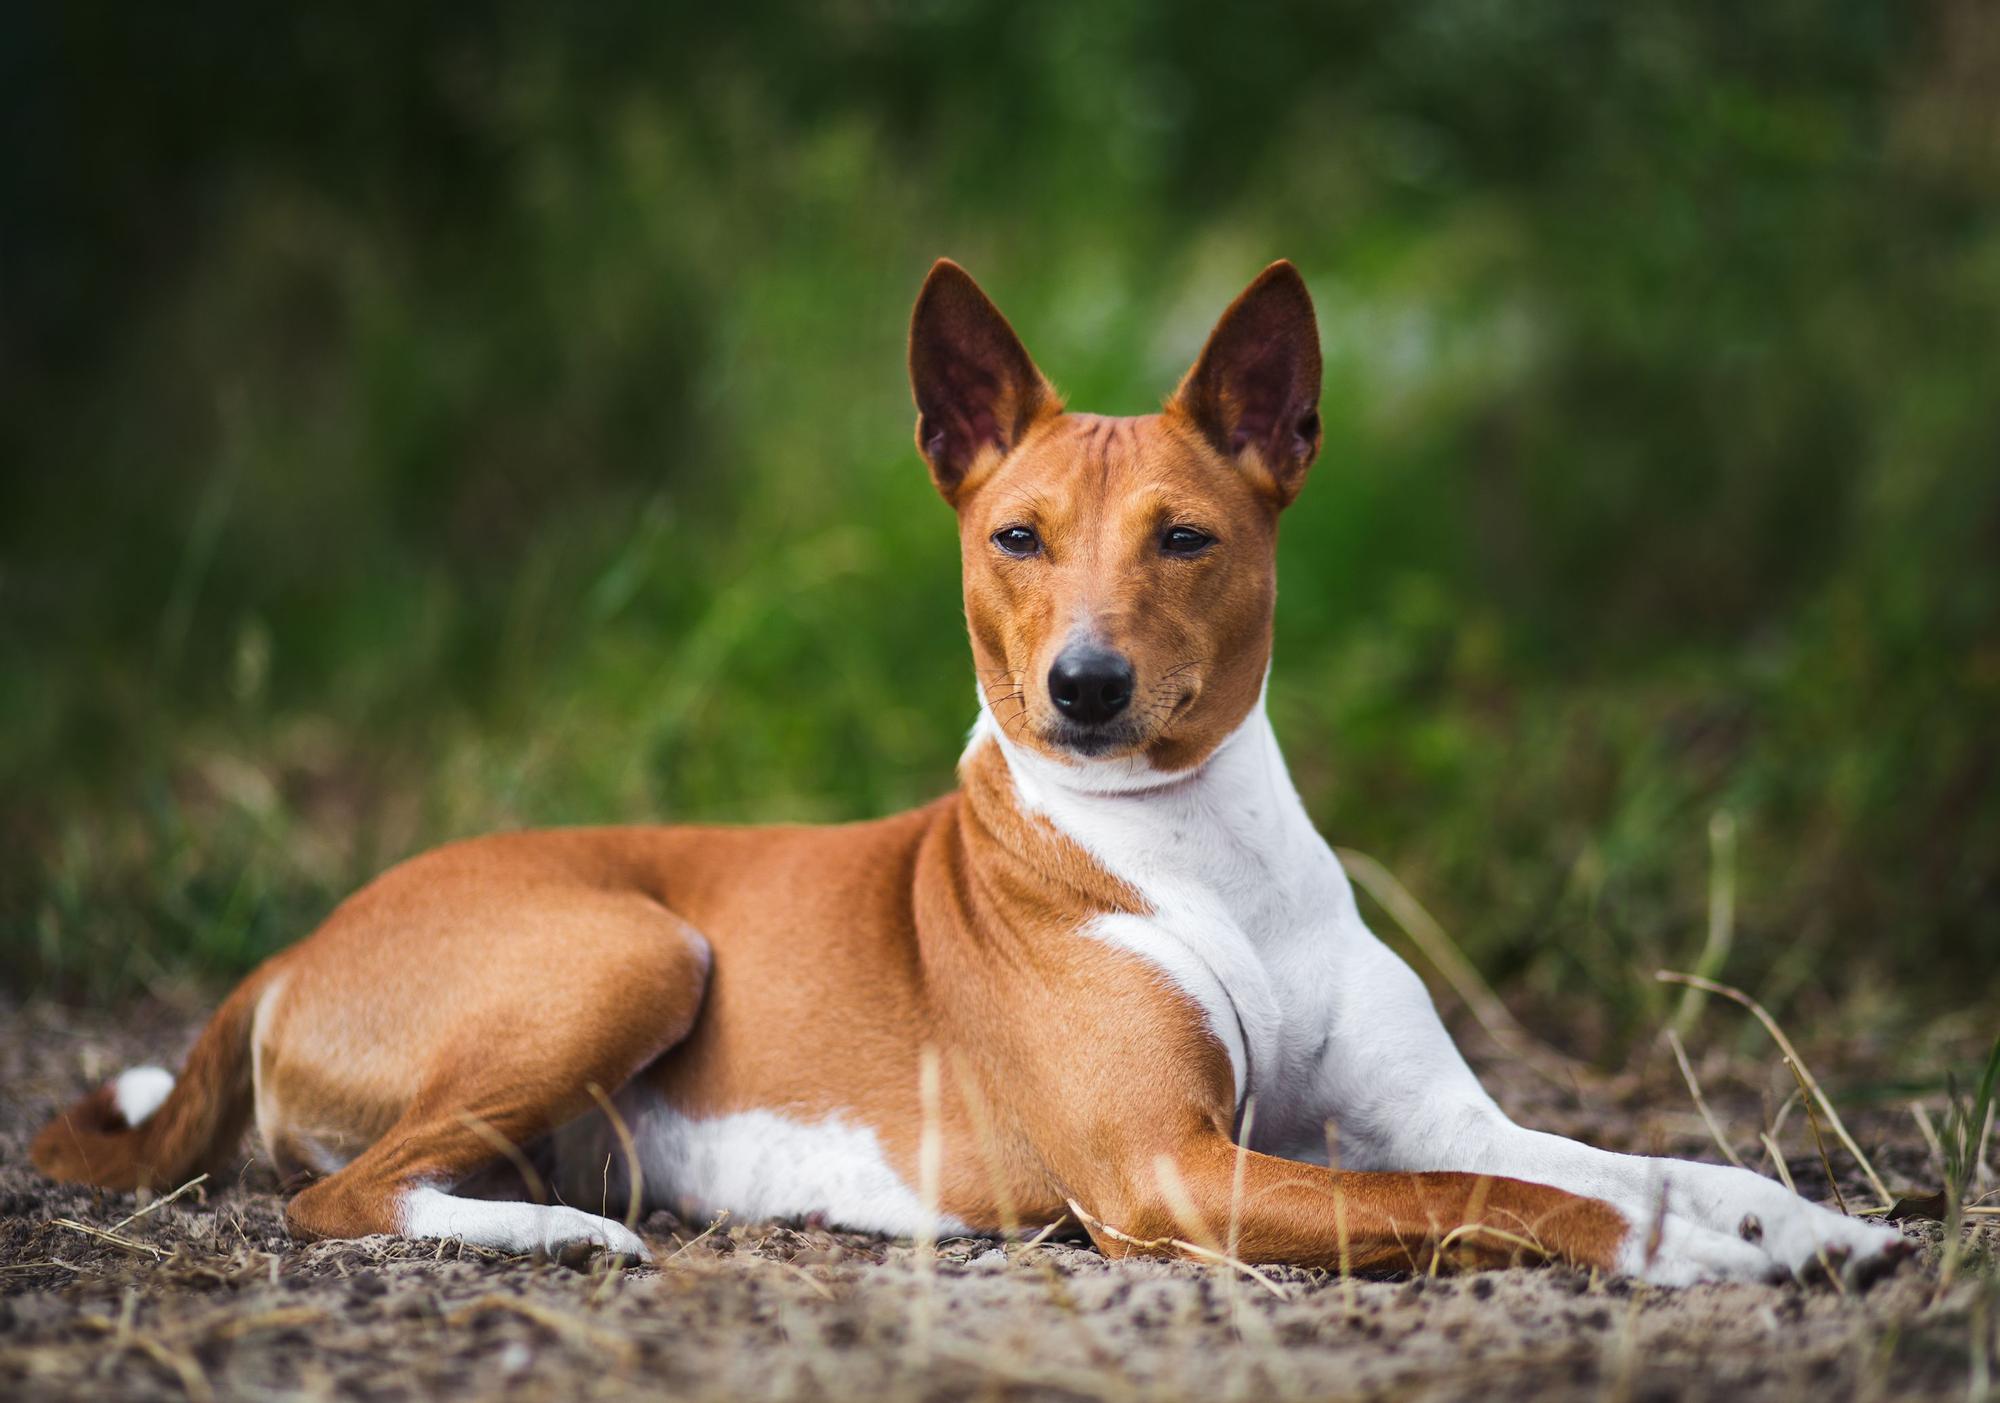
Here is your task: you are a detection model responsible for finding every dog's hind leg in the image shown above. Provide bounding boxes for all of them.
[280,895,711,1264]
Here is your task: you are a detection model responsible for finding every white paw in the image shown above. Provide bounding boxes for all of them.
[402,1187,652,1265]
[1613,1162,1908,1285]
[1616,1212,1778,1286]
[535,1206,652,1265]
[1736,1193,1903,1276]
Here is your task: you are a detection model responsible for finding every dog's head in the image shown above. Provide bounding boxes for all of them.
[910,260,1321,775]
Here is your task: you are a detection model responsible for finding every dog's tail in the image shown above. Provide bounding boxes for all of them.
[31,966,276,1191]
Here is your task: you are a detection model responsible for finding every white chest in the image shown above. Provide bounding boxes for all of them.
[985,702,1363,1160]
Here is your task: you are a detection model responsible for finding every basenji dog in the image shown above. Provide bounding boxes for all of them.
[34,261,1903,1285]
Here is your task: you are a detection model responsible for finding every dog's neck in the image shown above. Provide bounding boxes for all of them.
[966,687,1346,937]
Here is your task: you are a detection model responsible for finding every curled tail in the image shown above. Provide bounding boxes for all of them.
[32,970,271,1191]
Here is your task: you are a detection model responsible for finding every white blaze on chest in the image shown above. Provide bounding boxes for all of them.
[972,697,1359,1146]
[559,1090,969,1239]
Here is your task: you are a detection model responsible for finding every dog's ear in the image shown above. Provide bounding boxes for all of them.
[1171,261,1323,507]
[909,260,1056,502]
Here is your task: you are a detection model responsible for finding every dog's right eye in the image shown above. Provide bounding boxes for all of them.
[991,526,1042,557]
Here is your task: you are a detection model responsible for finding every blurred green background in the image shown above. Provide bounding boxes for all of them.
[4,1,1996,1048]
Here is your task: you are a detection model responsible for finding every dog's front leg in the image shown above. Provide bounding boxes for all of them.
[1068,1130,1632,1277]
[1307,918,1906,1284]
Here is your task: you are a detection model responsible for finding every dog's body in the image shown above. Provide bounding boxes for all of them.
[35,262,1900,1285]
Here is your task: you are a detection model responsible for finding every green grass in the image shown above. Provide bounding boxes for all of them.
[3,3,1997,1043]
[1943,1038,2000,1211]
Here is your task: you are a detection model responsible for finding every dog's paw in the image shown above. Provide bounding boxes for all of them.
[534,1206,652,1269]
[1612,1163,1910,1287]
[1672,1163,1907,1281]
[404,1188,653,1266]
[1616,1211,1785,1286]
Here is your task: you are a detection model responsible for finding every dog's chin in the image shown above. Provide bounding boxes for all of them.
[1038,720,1158,762]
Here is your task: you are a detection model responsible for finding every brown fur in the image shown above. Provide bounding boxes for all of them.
[32,971,266,1190]
[33,260,1629,1275]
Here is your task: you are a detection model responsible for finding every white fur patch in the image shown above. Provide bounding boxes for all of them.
[113,1066,176,1128]
[401,1186,650,1261]
[971,690,1348,1133]
[559,1094,968,1239]
[968,689,1906,1283]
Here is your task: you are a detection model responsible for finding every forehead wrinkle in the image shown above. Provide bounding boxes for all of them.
[991,480,1056,523]
[989,413,1218,553]
[1077,421,1183,585]
[1083,416,1138,561]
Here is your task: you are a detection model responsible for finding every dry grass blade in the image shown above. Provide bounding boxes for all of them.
[1671,810,1736,1037]
[114,1287,139,1347]
[48,1218,165,1258]
[72,1310,217,1400]
[1065,1196,1292,1301]
[1971,1291,1994,1403]
[109,1174,208,1233]
[1338,847,1579,1083]
[454,1108,548,1205]
[1431,1175,1498,1279]
[1656,970,1892,1206]
[662,1210,731,1263]
[1435,1221,1549,1267]
[585,1081,645,1234]
[1322,1120,1364,1313]
[911,1045,943,1361]
[1760,1123,1849,1295]
[1761,1133,1799,1195]
[1663,1028,1744,1168]
[199,1306,328,1342]
[775,1260,837,1301]
[1790,1057,1850,1215]
[1768,1088,1802,1150]
[125,1333,216,1403]
[1017,1214,1070,1251]
[1980,1098,1997,1177]
[1911,1101,1946,1163]
[1228,1096,1257,1265]
[1977,1097,1997,1196]
[946,1049,1021,1237]
[1151,1154,1221,1256]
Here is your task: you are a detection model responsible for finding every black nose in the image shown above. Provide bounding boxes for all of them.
[1047,646,1135,726]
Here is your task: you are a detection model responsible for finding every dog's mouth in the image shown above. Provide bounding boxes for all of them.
[1036,689,1197,761]
[1043,720,1148,759]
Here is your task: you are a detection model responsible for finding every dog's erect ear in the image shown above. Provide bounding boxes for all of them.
[1171,261,1323,507]
[909,260,1056,502]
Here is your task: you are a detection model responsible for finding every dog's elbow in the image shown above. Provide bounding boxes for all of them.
[1076,1193,1189,1258]
[1069,1159,1227,1261]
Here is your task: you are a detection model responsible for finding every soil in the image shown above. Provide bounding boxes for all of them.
[2,999,1994,1402]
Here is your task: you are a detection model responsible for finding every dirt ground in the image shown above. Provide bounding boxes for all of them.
[3,999,1995,1403]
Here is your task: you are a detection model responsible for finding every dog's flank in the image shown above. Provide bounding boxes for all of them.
[33,259,1904,1285]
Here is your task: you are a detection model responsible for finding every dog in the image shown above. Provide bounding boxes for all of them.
[34,260,1904,1285]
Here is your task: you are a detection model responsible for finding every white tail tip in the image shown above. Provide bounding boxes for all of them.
[113,1066,176,1127]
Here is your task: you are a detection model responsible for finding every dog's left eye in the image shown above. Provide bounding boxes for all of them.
[1161,526,1214,556]
[992,526,1042,557]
